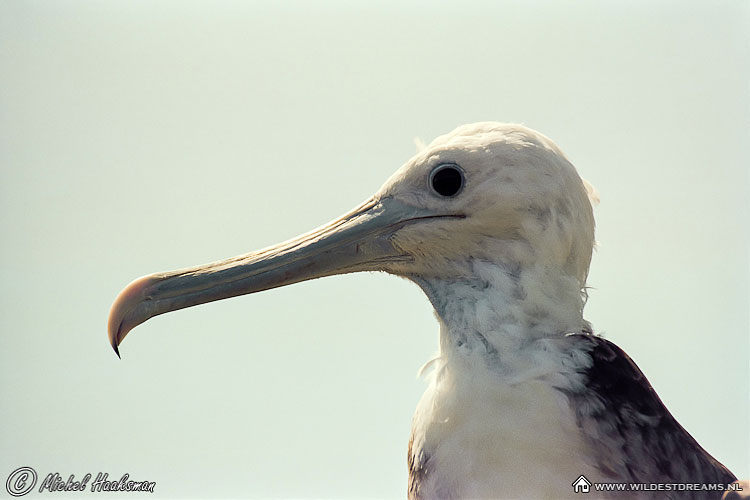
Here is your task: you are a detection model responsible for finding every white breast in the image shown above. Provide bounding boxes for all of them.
[410,353,601,499]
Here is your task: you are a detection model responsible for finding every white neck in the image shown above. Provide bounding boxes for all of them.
[413,258,588,372]
[408,260,597,499]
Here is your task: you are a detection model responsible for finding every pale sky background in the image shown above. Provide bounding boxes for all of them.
[1,1,748,498]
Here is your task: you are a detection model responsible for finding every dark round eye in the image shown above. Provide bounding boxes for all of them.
[429,163,465,197]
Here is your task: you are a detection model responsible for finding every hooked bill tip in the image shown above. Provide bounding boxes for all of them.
[112,342,121,359]
[107,275,156,359]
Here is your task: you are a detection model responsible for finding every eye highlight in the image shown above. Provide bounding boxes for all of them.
[429,163,465,198]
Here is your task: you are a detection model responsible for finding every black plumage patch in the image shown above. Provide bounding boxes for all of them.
[565,335,736,498]
[408,435,428,500]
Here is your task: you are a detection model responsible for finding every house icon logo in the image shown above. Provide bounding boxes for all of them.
[572,474,592,493]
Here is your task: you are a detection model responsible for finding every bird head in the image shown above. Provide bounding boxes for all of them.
[375,122,595,285]
[107,122,596,355]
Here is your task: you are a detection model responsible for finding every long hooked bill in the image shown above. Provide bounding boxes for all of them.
[107,196,453,357]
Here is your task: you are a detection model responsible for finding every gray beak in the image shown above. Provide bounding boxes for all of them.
[107,196,455,356]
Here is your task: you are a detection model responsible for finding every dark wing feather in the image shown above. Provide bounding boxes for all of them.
[566,334,736,497]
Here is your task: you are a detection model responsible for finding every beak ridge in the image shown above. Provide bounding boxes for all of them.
[106,195,455,357]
